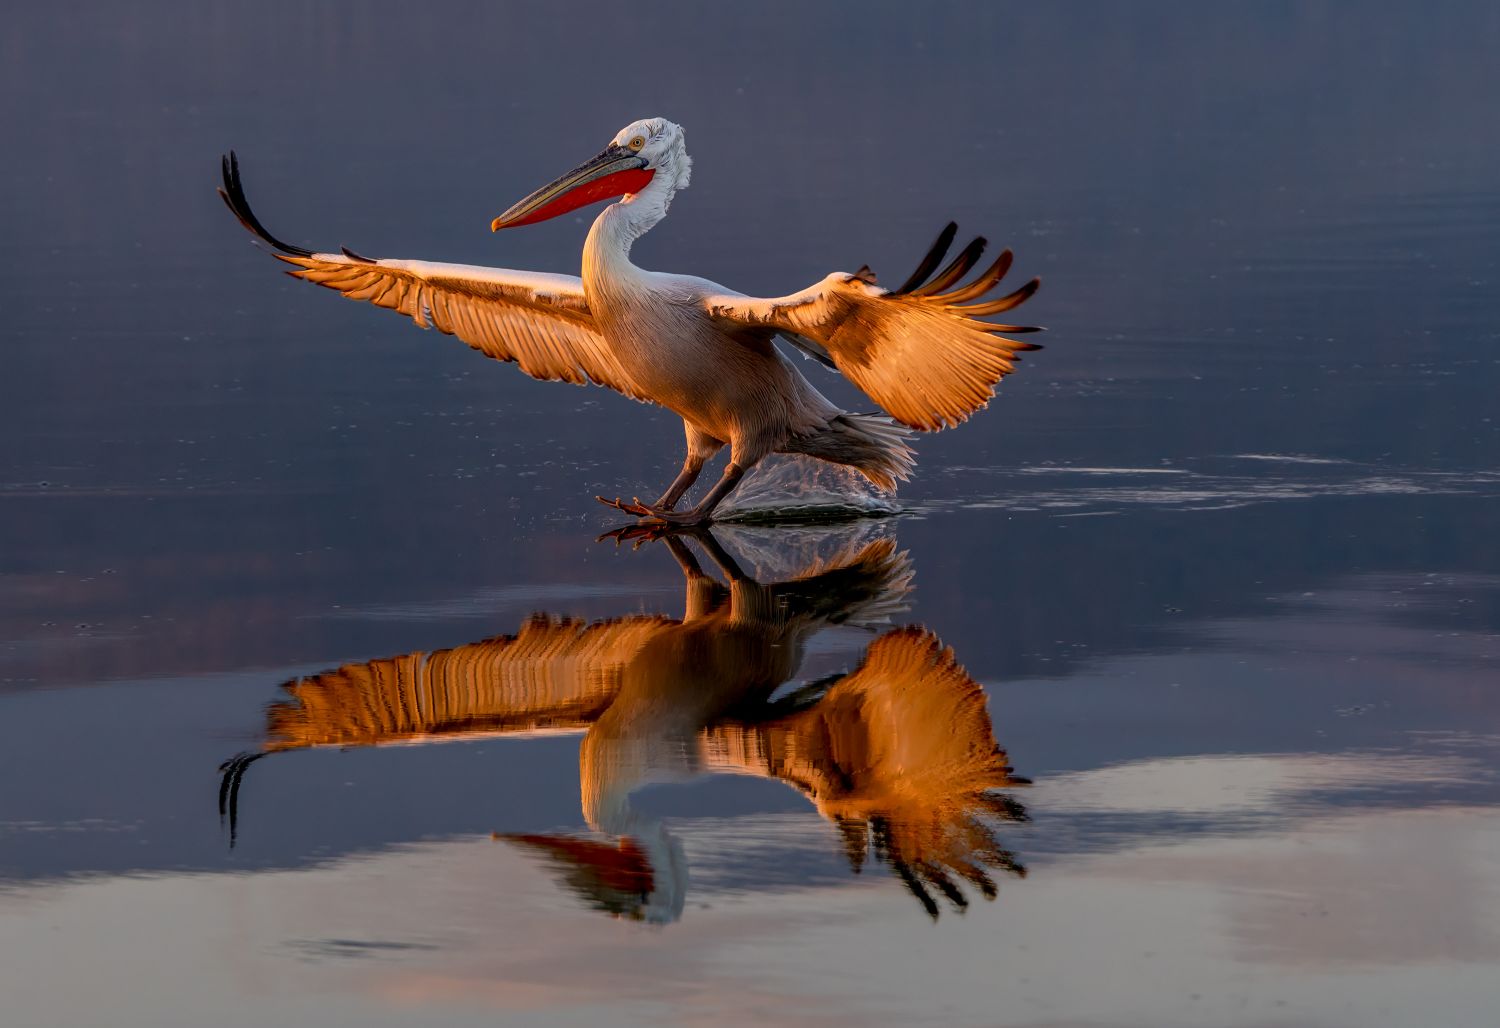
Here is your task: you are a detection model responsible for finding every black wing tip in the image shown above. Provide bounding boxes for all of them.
[909,235,987,298]
[958,276,1043,320]
[894,222,961,295]
[1010,277,1041,302]
[217,149,316,258]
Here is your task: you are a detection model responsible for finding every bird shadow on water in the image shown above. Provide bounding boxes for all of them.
[219,523,1028,923]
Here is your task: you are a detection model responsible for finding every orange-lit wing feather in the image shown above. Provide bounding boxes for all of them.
[219,152,648,401]
[705,224,1043,431]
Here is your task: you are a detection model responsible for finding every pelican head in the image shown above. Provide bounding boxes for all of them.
[491,116,691,231]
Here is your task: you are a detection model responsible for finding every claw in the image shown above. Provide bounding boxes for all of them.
[595,495,653,517]
[635,504,709,526]
[596,494,710,526]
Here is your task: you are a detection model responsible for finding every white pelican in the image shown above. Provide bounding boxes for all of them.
[219,117,1043,524]
[218,529,1029,920]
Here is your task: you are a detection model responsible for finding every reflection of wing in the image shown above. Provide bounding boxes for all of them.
[219,153,649,402]
[706,627,1028,917]
[264,614,674,751]
[704,224,1042,431]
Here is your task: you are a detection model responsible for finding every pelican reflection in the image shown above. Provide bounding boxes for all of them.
[221,529,1028,921]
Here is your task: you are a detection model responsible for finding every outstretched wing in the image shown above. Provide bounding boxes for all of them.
[261,614,676,752]
[704,223,1043,431]
[218,152,647,400]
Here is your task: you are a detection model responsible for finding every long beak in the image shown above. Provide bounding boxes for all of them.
[491,145,654,231]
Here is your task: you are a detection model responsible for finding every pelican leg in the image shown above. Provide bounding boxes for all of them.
[651,455,707,511]
[598,425,722,516]
[630,460,750,527]
[654,425,724,510]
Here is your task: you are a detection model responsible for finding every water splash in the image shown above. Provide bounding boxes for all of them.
[717,455,902,523]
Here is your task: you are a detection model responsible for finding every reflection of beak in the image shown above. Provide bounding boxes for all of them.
[491,145,654,231]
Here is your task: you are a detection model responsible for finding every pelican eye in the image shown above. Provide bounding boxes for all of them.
[627,136,646,152]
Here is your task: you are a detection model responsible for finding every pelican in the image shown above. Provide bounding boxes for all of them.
[218,117,1043,524]
[219,529,1029,920]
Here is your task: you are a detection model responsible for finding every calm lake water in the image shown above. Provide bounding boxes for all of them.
[4,3,1499,1026]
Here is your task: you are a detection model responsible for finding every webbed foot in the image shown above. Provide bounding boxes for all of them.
[596,495,711,527]
[595,495,654,517]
